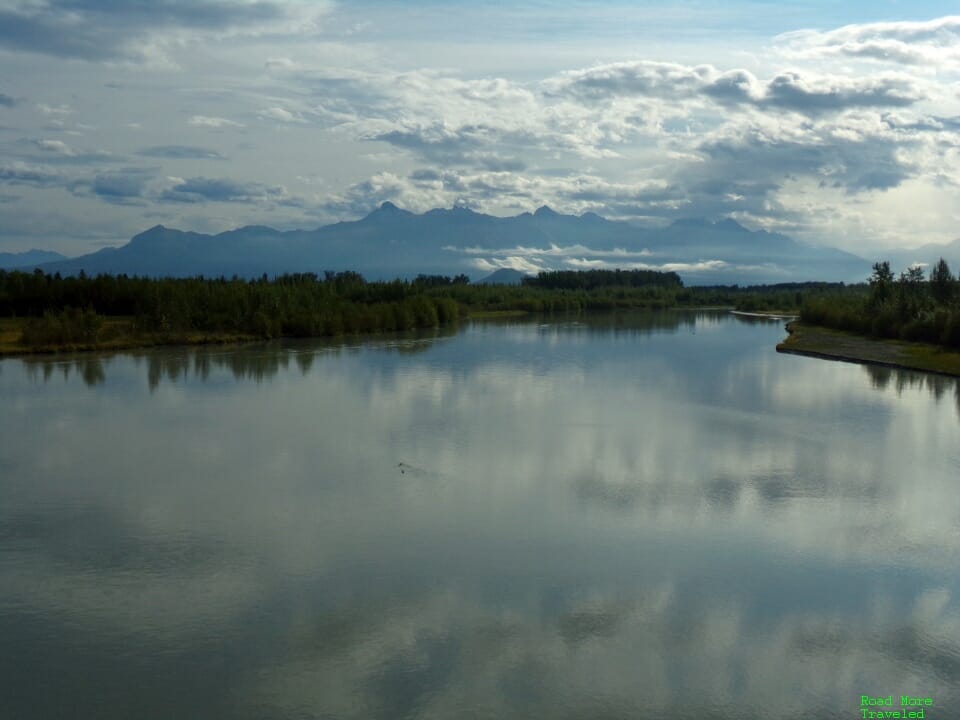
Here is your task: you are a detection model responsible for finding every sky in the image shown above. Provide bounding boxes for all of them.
[1,0,960,257]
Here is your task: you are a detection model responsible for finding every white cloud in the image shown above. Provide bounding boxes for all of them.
[4,5,960,256]
[35,139,74,155]
[36,103,73,116]
[565,257,730,273]
[188,115,245,128]
[449,244,653,259]
[259,107,304,123]
[469,255,546,274]
[776,16,960,70]
[543,60,925,113]
[319,168,685,221]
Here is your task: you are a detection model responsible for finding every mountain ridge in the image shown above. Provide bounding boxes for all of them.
[0,249,69,269]
[4,204,905,285]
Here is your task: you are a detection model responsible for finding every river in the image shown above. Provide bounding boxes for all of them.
[1,310,959,719]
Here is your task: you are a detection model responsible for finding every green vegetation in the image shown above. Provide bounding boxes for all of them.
[0,270,465,352]
[522,268,682,290]
[800,259,960,350]
[0,266,836,354]
[778,322,960,377]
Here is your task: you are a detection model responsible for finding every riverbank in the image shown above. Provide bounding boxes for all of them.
[0,311,529,356]
[731,310,799,320]
[777,321,960,377]
[0,306,740,357]
[0,317,262,357]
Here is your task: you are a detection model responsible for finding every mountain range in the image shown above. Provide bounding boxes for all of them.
[0,249,68,269]
[2,203,957,285]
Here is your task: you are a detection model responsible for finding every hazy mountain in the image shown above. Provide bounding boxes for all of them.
[883,239,960,276]
[477,268,531,285]
[0,249,69,269]
[34,203,872,285]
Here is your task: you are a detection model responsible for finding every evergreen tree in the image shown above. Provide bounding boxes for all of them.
[929,257,955,306]
[868,261,894,309]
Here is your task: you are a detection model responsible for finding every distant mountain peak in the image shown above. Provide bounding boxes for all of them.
[363,201,414,222]
[425,205,480,219]
[716,218,748,232]
[477,268,531,285]
[130,224,173,243]
[670,217,749,233]
[0,248,69,270]
[534,205,559,218]
[671,217,710,228]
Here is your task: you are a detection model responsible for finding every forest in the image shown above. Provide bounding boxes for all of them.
[0,267,827,351]
[800,259,960,349]
[7,261,956,353]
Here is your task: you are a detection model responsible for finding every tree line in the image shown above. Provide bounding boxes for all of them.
[0,270,464,347]
[522,269,682,290]
[800,258,960,348]
[0,266,842,351]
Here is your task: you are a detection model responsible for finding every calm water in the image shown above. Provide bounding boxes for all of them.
[2,311,960,720]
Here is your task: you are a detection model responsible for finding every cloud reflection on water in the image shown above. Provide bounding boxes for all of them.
[2,312,959,719]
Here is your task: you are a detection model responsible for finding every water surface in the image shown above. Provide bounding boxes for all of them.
[2,311,959,719]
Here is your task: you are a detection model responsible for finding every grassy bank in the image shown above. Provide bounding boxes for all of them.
[777,321,960,377]
[0,316,260,356]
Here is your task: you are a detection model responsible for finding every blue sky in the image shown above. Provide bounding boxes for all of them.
[1,0,960,256]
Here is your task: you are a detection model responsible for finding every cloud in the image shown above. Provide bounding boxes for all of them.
[68,168,157,205]
[4,8,960,255]
[188,115,245,129]
[319,70,938,233]
[0,93,14,107]
[565,257,730,273]
[464,248,737,277]
[761,72,922,112]
[368,124,483,160]
[284,68,610,161]
[258,107,304,124]
[0,0,292,61]
[138,145,226,160]
[9,138,116,165]
[777,16,960,69]
[469,255,547,274]
[52,168,306,208]
[694,112,916,195]
[89,172,151,203]
[264,57,298,72]
[36,103,73,116]
[159,176,288,204]
[35,139,75,155]
[0,161,63,187]
[543,61,924,114]
[318,168,686,222]
[544,61,718,101]
[447,240,727,275]
[449,244,654,259]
